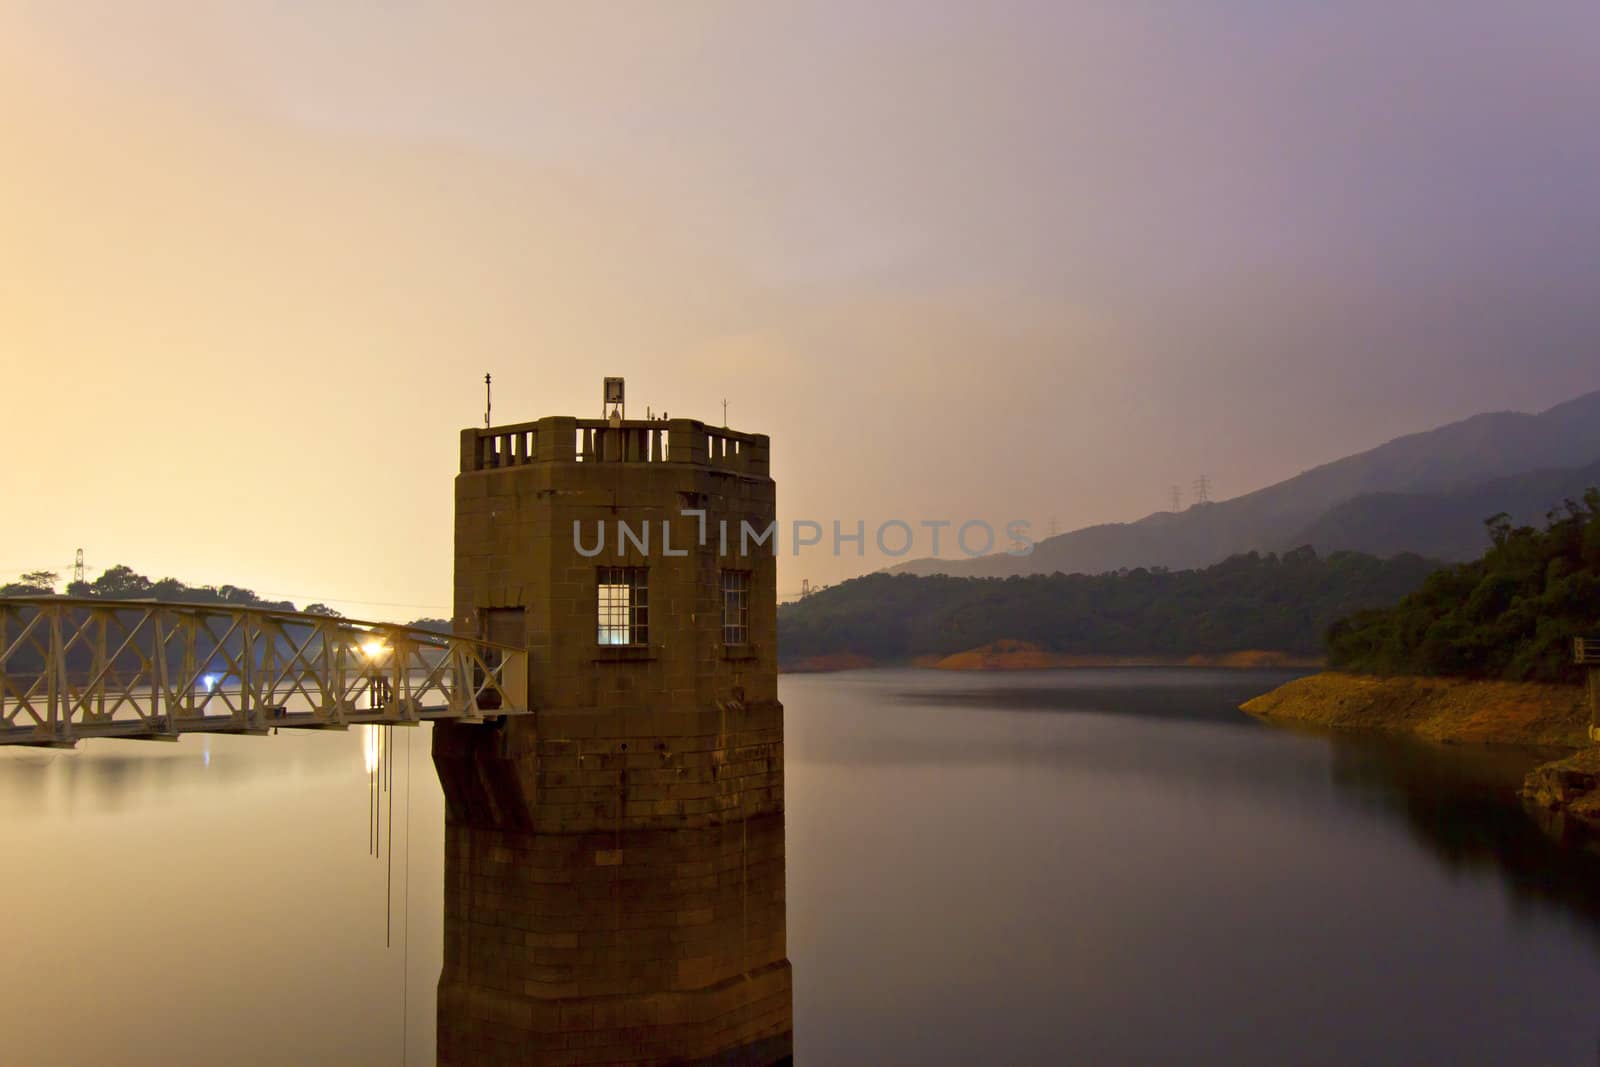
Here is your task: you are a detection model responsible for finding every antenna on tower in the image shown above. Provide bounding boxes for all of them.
[1192,475,1211,505]
[73,548,85,586]
[484,372,493,428]
[603,377,626,422]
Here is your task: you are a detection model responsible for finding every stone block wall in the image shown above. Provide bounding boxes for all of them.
[436,413,791,1065]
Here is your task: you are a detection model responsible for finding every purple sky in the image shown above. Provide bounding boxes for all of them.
[2,1,1597,610]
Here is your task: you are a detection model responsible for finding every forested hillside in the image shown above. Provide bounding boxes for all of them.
[0,564,438,628]
[780,548,1438,665]
[1327,492,1600,683]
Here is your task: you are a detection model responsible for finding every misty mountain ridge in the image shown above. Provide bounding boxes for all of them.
[891,388,1600,578]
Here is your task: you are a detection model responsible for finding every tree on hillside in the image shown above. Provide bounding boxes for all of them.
[20,570,58,592]
[0,570,58,596]
[1327,490,1600,683]
[88,565,153,599]
[56,565,294,612]
[777,547,1440,664]
[302,603,343,617]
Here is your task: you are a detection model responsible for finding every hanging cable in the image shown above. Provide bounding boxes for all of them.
[386,724,395,948]
[401,724,412,1067]
[368,728,376,856]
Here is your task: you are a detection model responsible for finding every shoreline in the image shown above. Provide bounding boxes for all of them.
[781,643,1322,674]
[1242,670,1599,829]
[1240,671,1588,748]
[925,648,1322,671]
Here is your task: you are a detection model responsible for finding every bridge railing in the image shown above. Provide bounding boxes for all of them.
[1576,637,1600,666]
[0,598,528,747]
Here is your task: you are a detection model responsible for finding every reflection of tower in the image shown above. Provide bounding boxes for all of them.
[436,385,791,1065]
[1192,475,1211,505]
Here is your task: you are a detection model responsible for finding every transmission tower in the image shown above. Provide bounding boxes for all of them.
[1192,475,1211,505]
[1169,485,1181,512]
[73,548,85,585]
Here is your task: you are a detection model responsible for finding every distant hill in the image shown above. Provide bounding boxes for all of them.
[1290,460,1600,561]
[891,388,1600,577]
[780,548,1439,667]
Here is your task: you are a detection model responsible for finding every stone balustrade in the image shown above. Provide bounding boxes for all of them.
[462,417,769,476]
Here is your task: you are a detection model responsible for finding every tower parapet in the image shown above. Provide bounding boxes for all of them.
[462,416,769,476]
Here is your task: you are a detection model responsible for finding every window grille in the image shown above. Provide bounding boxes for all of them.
[597,567,648,646]
[722,569,750,646]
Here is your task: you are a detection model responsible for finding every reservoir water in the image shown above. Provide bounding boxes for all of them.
[4,667,1600,1065]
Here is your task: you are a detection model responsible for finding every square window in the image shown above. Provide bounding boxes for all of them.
[721,569,750,646]
[597,567,648,646]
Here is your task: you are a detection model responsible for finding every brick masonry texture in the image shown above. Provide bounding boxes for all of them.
[435,415,792,1065]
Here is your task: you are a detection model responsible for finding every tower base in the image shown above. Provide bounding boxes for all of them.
[438,960,792,1066]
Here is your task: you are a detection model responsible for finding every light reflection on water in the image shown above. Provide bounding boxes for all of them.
[3,668,1600,1065]
[0,721,440,1067]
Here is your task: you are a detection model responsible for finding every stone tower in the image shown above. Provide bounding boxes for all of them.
[433,402,792,1065]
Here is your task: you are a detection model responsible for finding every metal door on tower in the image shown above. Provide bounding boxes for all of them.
[475,607,524,711]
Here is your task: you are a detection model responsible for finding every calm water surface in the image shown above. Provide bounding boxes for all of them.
[4,668,1600,1065]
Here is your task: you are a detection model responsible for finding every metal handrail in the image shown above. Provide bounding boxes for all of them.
[0,597,528,747]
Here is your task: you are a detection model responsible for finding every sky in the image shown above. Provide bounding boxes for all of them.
[2,0,1598,614]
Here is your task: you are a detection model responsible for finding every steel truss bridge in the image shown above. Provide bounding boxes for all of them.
[0,598,528,748]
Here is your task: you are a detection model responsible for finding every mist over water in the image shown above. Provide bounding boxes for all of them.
[3,669,1599,1065]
